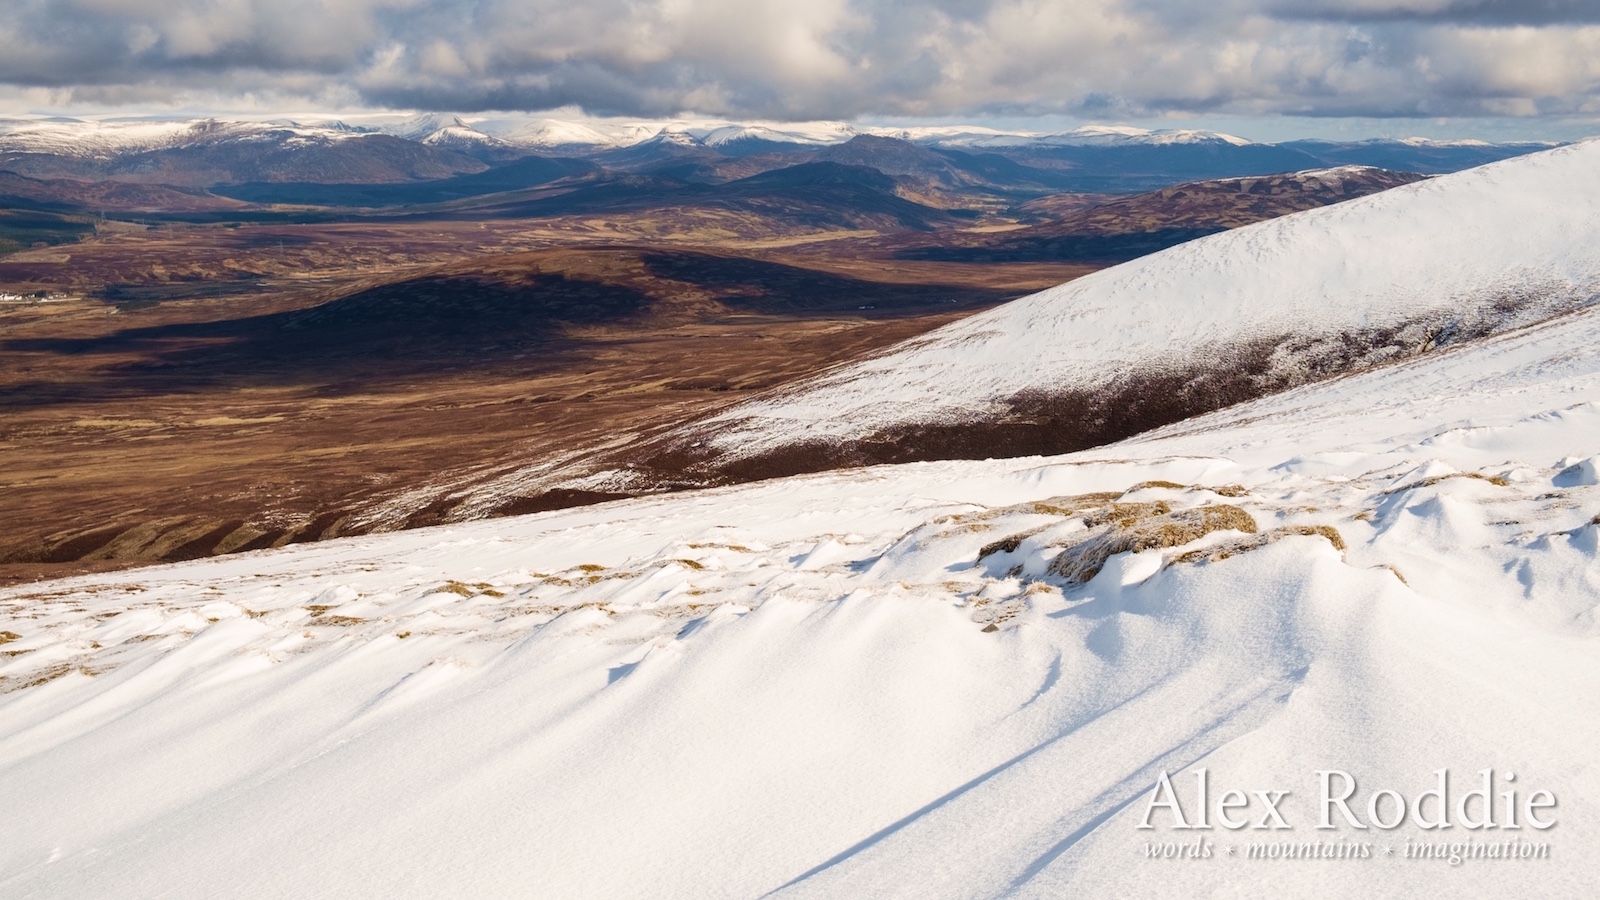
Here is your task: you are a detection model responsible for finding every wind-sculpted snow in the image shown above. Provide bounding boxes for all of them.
[5,301,1600,897]
[691,141,1600,469]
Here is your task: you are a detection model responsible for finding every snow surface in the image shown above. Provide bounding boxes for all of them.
[699,140,1600,459]
[7,255,1600,897]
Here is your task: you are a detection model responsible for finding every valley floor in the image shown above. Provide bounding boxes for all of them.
[3,305,1600,896]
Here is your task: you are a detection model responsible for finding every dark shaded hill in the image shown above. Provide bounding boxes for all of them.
[816,135,1072,193]
[214,155,600,206]
[458,161,959,230]
[899,167,1425,263]
[1,246,1013,391]
[1008,141,1330,191]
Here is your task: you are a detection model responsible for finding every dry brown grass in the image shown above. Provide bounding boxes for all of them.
[1124,480,1186,492]
[0,630,19,645]
[1082,501,1175,529]
[977,526,1049,561]
[430,580,506,598]
[940,492,1124,531]
[1209,484,1250,497]
[0,661,95,694]
[1385,472,1510,494]
[317,615,366,626]
[1174,523,1345,565]
[1047,503,1257,584]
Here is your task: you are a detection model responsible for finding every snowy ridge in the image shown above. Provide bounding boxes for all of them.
[4,286,1600,896]
[696,140,1600,459]
[0,114,1315,155]
[854,123,1251,147]
[699,124,845,147]
[0,114,1559,160]
[0,117,371,156]
[1037,125,1251,146]
[1187,164,1396,185]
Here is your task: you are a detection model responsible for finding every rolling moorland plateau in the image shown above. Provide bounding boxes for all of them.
[0,116,1548,581]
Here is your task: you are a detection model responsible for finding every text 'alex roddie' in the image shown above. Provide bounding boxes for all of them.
[1138,769,1557,832]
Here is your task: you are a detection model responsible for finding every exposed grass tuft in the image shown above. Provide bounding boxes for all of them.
[977,526,1050,561]
[1047,503,1256,584]
[1124,479,1186,492]
[1385,471,1510,494]
[1380,564,1409,586]
[1174,523,1345,565]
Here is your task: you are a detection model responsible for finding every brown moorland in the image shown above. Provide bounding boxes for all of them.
[0,166,1418,583]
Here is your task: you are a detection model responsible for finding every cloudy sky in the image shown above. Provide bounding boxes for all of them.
[3,0,1599,140]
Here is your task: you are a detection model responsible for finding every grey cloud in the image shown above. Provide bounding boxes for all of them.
[1271,0,1600,26]
[0,0,1598,124]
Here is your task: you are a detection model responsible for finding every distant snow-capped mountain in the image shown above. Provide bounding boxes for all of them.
[0,114,1558,190]
[486,117,645,149]
[0,116,371,157]
[0,113,1554,159]
[860,124,1253,149]
[0,116,487,185]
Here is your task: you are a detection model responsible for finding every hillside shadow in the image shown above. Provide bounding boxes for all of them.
[0,271,651,404]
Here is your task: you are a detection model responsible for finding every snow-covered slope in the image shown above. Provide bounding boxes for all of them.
[4,287,1600,897]
[700,124,847,148]
[691,140,1600,464]
[490,117,625,149]
[376,113,509,151]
